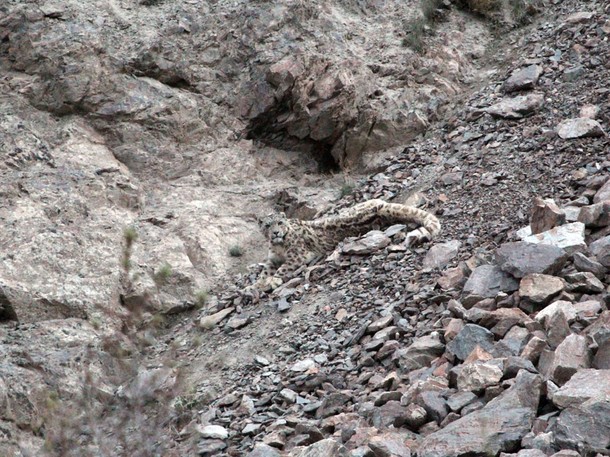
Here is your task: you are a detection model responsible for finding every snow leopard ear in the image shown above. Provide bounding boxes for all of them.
[279,212,286,219]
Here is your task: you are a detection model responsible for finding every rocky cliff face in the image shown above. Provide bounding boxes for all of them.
[1,0,609,456]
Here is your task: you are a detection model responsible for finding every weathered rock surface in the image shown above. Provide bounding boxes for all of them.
[462,265,519,307]
[418,371,542,457]
[495,242,567,278]
[485,93,544,119]
[556,118,605,139]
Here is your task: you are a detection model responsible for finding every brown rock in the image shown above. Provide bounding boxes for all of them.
[541,334,591,385]
[530,197,566,234]
[519,274,565,305]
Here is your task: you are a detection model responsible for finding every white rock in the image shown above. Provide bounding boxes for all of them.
[289,358,316,372]
[522,222,586,254]
[556,118,605,139]
[198,424,229,440]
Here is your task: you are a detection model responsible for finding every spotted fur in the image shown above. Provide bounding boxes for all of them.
[255,199,440,291]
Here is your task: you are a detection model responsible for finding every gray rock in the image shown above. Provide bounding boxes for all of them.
[423,240,461,270]
[542,334,591,385]
[342,231,391,255]
[495,242,568,278]
[395,332,445,372]
[564,271,605,293]
[247,443,282,457]
[556,118,605,139]
[315,392,352,419]
[503,356,538,379]
[551,369,610,408]
[519,274,565,305]
[563,65,585,81]
[503,65,543,93]
[446,391,477,412]
[291,438,349,457]
[572,252,607,278]
[498,326,531,356]
[577,201,610,227]
[462,265,519,307]
[372,401,409,428]
[593,178,610,203]
[593,340,610,369]
[521,222,586,254]
[242,423,262,436]
[367,315,394,333]
[446,324,495,361]
[589,235,610,267]
[546,309,571,349]
[368,431,412,457]
[583,311,610,346]
[416,391,449,424]
[554,397,610,453]
[485,93,544,119]
[418,371,542,457]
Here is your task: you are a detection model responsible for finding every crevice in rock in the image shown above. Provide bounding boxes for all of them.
[0,289,18,322]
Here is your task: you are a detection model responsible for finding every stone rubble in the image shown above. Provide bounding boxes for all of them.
[2,0,610,456]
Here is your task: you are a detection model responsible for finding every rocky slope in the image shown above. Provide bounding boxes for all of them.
[1,0,609,456]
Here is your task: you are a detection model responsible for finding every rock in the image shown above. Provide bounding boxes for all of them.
[418,371,542,457]
[589,235,610,267]
[247,443,282,457]
[199,307,234,329]
[572,252,606,278]
[444,318,465,341]
[198,439,227,456]
[437,265,469,290]
[446,391,477,412]
[583,311,610,347]
[521,222,586,254]
[534,300,576,327]
[291,438,349,457]
[462,265,519,307]
[198,424,229,440]
[367,315,394,333]
[416,391,449,424]
[577,201,610,227]
[563,271,605,293]
[368,431,412,457]
[519,274,565,305]
[551,369,610,408]
[242,423,262,436]
[485,93,544,119]
[342,231,391,255]
[554,397,610,453]
[503,356,537,379]
[315,392,352,418]
[446,324,495,361]
[395,332,445,372]
[556,118,605,139]
[542,334,591,385]
[503,65,543,93]
[290,359,316,373]
[530,198,566,234]
[423,240,461,270]
[593,179,610,203]
[546,309,571,349]
[402,403,428,430]
[565,11,595,24]
[573,300,602,320]
[495,242,568,278]
[593,340,610,369]
[279,388,298,403]
[457,361,503,392]
[521,336,548,363]
[498,326,531,356]
[372,401,408,428]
